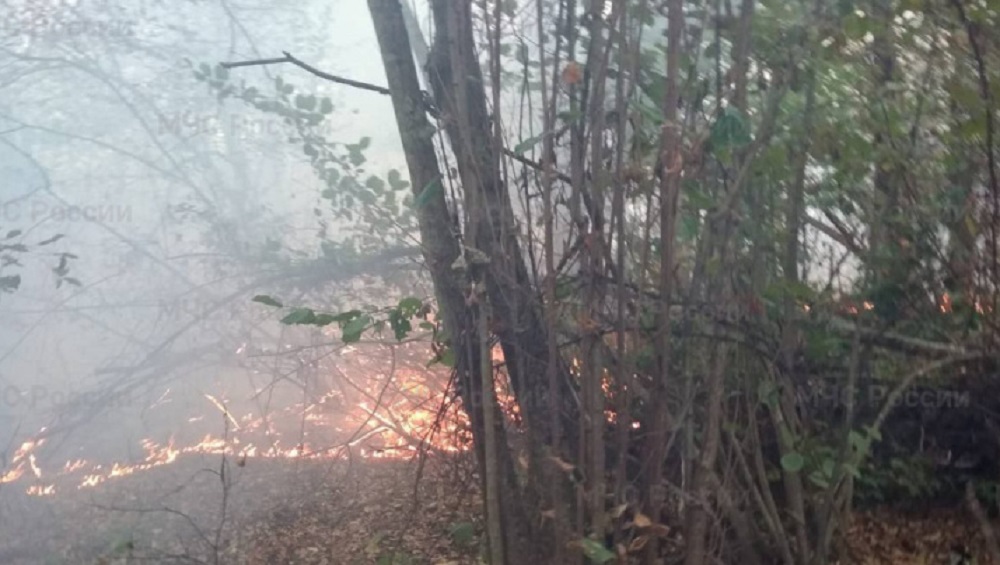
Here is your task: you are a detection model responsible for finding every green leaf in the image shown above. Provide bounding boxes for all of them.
[312,313,337,326]
[320,97,334,114]
[281,308,316,325]
[252,295,283,308]
[389,309,412,341]
[709,107,752,153]
[345,141,368,166]
[579,538,616,564]
[514,134,544,155]
[680,212,701,242]
[333,309,363,322]
[821,457,836,478]
[781,452,805,473]
[294,94,316,111]
[848,430,866,452]
[757,380,779,407]
[365,175,386,193]
[387,169,409,191]
[342,314,371,343]
[398,297,423,315]
[808,470,830,488]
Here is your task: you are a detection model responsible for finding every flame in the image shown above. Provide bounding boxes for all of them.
[1,342,499,496]
[1,437,45,484]
[26,484,55,497]
[940,292,953,313]
[63,459,87,473]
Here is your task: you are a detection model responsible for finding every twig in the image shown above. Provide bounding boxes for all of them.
[871,354,984,434]
[221,52,391,95]
[823,316,974,357]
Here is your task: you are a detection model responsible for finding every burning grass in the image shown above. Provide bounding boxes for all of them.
[0,337,486,563]
[1,339,474,499]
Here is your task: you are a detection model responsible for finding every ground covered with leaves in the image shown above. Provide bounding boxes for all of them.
[0,452,484,565]
[843,507,998,564]
[236,455,483,565]
[1,449,998,564]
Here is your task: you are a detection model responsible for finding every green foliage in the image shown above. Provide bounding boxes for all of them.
[578,537,616,564]
[855,455,945,506]
[256,294,430,344]
[709,107,752,156]
[251,295,283,308]
[781,452,805,473]
[190,61,416,257]
[513,134,544,155]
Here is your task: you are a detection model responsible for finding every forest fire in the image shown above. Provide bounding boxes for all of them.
[1,343,477,498]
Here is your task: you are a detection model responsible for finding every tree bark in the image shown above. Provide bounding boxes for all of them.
[425,0,579,456]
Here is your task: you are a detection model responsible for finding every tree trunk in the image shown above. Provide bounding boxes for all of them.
[366,0,481,461]
[641,0,684,560]
[424,1,578,451]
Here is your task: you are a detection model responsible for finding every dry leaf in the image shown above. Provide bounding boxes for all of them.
[649,523,671,538]
[633,512,652,528]
[628,535,649,553]
[549,455,576,473]
[562,62,583,85]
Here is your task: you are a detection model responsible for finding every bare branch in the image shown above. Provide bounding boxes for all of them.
[221,52,391,95]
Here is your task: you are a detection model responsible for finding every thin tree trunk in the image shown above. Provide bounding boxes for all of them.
[478,281,506,565]
[536,0,571,561]
[366,0,483,466]
[426,0,578,447]
[683,345,729,565]
[641,0,684,561]
[366,2,514,561]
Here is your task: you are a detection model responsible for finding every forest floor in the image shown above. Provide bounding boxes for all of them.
[0,452,483,565]
[0,451,997,564]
